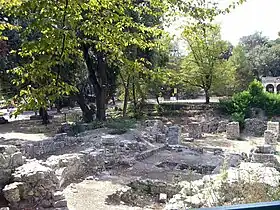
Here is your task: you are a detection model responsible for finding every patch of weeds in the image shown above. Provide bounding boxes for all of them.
[66,112,83,123]
[106,118,137,134]
[88,121,104,130]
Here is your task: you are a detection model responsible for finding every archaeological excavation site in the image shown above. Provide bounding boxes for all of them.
[1,104,280,210]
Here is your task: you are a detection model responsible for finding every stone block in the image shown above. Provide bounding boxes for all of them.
[11,152,24,168]
[53,199,67,208]
[3,182,23,203]
[264,130,278,145]
[101,135,116,146]
[188,122,202,139]
[255,145,273,154]
[217,120,229,133]
[156,133,166,143]
[226,122,240,140]
[244,118,266,137]
[166,126,181,145]
[251,153,277,163]
[159,193,167,203]
[267,122,279,141]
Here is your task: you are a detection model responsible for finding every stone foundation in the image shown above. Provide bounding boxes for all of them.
[21,133,83,158]
[0,145,25,189]
[264,130,278,151]
[166,126,181,145]
[3,161,68,209]
[226,122,240,140]
[243,118,267,137]
[188,123,202,139]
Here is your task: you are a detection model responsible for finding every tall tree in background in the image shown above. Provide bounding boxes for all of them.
[181,24,231,103]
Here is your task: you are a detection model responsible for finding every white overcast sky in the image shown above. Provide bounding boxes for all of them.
[218,0,280,45]
[167,0,280,47]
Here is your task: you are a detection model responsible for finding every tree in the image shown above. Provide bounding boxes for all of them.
[239,32,269,79]
[228,45,254,92]
[1,0,246,120]
[181,24,230,103]
[3,0,166,121]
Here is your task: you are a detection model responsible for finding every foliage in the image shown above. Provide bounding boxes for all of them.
[219,80,280,124]
[238,32,280,78]
[180,23,233,103]
[106,118,137,134]
[228,45,254,92]
[0,0,247,122]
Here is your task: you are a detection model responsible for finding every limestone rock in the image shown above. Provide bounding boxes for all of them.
[226,122,240,140]
[166,126,181,145]
[267,121,279,135]
[3,182,23,203]
[243,118,266,137]
[159,193,167,203]
[188,122,202,139]
[217,120,229,133]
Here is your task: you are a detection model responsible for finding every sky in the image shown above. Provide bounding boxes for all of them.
[166,0,280,49]
[218,0,280,45]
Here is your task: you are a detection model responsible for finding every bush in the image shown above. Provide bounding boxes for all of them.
[218,80,280,124]
[106,118,137,134]
[218,98,234,114]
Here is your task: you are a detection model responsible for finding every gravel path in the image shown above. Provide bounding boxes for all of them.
[64,180,149,210]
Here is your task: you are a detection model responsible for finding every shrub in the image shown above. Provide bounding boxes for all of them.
[218,80,280,124]
[248,79,264,97]
[218,98,234,114]
[106,118,137,134]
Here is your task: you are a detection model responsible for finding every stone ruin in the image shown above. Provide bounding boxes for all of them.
[3,162,67,209]
[2,115,280,209]
[0,145,68,210]
[226,122,240,140]
[249,121,280,167]
[188,122,202,139]
[166,126,181,145]
[243,118,267,137]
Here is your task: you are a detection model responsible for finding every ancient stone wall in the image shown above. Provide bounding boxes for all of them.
[188,123,202,139]
[3,161,67,209]
[0,145,25,189]
[226,122,240,139]
[243,118,267,137]
[21,133,83,159]
[166,126,181,145]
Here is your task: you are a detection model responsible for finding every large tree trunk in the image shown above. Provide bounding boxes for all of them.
[82,45,107,121]
[95,52,107,121]
[39,107,49,125]
[76,92,93,123]
[205,89,210,104]
[96,89,106,121]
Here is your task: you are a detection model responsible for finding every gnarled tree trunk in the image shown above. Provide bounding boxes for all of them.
[82,45,107,121]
